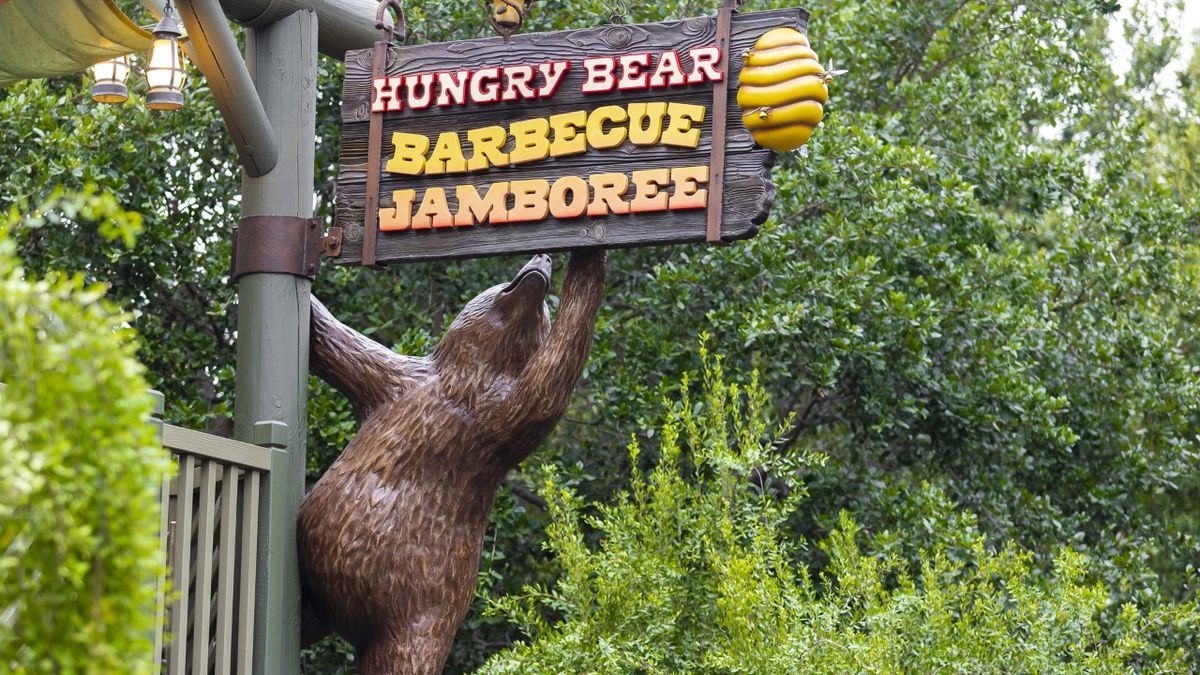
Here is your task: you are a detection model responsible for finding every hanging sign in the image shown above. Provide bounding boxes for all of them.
[333,7,809,265]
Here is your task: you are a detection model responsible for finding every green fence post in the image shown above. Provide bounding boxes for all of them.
[148,389,167,675]
[234,10,318,675]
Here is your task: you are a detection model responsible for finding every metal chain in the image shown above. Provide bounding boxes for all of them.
[607,0,628,24]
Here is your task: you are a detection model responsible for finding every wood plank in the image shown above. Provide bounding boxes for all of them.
[192,460,219,675]
[237,470,261,675]
[153,449,173,674]
[168,455,195,675]
[214,464,240,675]
[163,424,273,471]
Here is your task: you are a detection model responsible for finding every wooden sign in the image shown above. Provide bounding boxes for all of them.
[334,7,808,266]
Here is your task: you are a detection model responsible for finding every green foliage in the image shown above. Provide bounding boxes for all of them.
[482,357,1199,673]
[0,195,169,674]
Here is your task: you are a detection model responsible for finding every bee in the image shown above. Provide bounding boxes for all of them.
[821,60,849,84]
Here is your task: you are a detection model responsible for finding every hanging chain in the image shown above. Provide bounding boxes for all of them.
[606,0,628,25]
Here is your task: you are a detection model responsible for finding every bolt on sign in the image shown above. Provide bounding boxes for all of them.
[334,7,809,266]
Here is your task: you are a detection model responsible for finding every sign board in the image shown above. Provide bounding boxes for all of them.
[334,7,808,265]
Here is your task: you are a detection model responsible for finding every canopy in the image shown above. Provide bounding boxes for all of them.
[0,0,153,88]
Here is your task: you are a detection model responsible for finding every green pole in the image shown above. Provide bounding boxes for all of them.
[233,9,317,674]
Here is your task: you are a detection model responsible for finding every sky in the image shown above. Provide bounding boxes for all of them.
[1112,0,1199,79]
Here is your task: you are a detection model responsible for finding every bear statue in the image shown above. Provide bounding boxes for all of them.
[297,250,606,674]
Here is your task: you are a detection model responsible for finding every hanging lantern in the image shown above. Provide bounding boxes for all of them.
[736,27,829,152]
[487,0,535,41]
[145,0,186,111]
[90,54,132,104]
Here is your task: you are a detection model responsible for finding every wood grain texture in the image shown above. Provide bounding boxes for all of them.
[334,8,807,265]
[299,251,606,674]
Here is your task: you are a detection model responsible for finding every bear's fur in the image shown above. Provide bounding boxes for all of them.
[297,251,605,674]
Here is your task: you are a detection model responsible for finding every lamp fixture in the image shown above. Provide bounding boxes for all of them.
[144,0,186,111]
[89,54,132,104]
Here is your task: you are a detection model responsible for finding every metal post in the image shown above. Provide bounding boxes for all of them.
[233,9,317,675]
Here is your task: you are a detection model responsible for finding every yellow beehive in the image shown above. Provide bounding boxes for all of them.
[736,27,827,152]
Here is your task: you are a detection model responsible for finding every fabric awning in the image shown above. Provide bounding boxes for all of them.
[0,0,153,88]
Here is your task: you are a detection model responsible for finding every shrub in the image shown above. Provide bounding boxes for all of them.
[481,350,1199,674]
[0,195,168,674]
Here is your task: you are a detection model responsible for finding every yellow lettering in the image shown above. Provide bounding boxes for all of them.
[630,168,671,213]
[508,179,550,223]
[549,176,589,218]
[379,189,417,231]
[412,187,454,229]
[628,102,668,146]
[662,102,705,148]
[385,132,429,175]
[587,172,630,216]
[509,118,551,165]
[454,182,510,226]
[549,110,588,157]
[466,126,510,172]
[586,105,629,150]
[425,132,467,175]
[669,165,709,210]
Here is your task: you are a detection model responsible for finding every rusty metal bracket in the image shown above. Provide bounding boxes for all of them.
[323,226,344,258]
[706,0,739,244]
[231,215,324,280]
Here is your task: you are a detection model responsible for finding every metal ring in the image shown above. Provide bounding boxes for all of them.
[375,0,405,43]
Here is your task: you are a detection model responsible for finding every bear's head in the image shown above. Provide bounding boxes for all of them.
[431,254,552,387]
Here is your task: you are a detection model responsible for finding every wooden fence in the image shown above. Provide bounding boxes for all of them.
[151,393,288,675]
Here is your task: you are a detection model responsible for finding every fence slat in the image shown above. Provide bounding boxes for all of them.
[193,460,219,675]
[154,452,174,675]
[215,464,240,675]
[238,470,262,675]
[169,455,195,675]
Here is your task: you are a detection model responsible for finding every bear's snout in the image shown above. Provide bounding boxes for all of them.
[502,254,553,298]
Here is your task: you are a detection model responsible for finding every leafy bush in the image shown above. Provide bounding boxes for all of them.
[481,352,1199,673]
[0,195,168,674]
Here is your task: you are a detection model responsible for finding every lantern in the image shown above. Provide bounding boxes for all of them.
[736,27,828,152]
[145,0,186,111]
[487,0,535,41]
[90,54,132,104]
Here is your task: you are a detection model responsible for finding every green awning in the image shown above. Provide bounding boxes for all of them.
[0,0,153,88]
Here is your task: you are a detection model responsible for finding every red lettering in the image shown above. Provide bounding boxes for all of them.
[581,56,616,94]
[687,46,723,84]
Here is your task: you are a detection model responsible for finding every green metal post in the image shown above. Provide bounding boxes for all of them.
[233,9,317,675]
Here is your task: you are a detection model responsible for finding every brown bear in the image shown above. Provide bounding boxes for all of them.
[297,250,606,674]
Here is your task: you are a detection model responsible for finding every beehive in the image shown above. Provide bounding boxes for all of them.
[736,27,827,152]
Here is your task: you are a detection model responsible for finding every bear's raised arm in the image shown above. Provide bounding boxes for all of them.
[310,296,429,421]
[510,249,607,424]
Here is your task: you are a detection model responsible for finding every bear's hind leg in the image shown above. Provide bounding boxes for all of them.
[358,625,452,675]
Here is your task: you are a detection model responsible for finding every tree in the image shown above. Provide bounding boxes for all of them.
[0,194,168,674]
